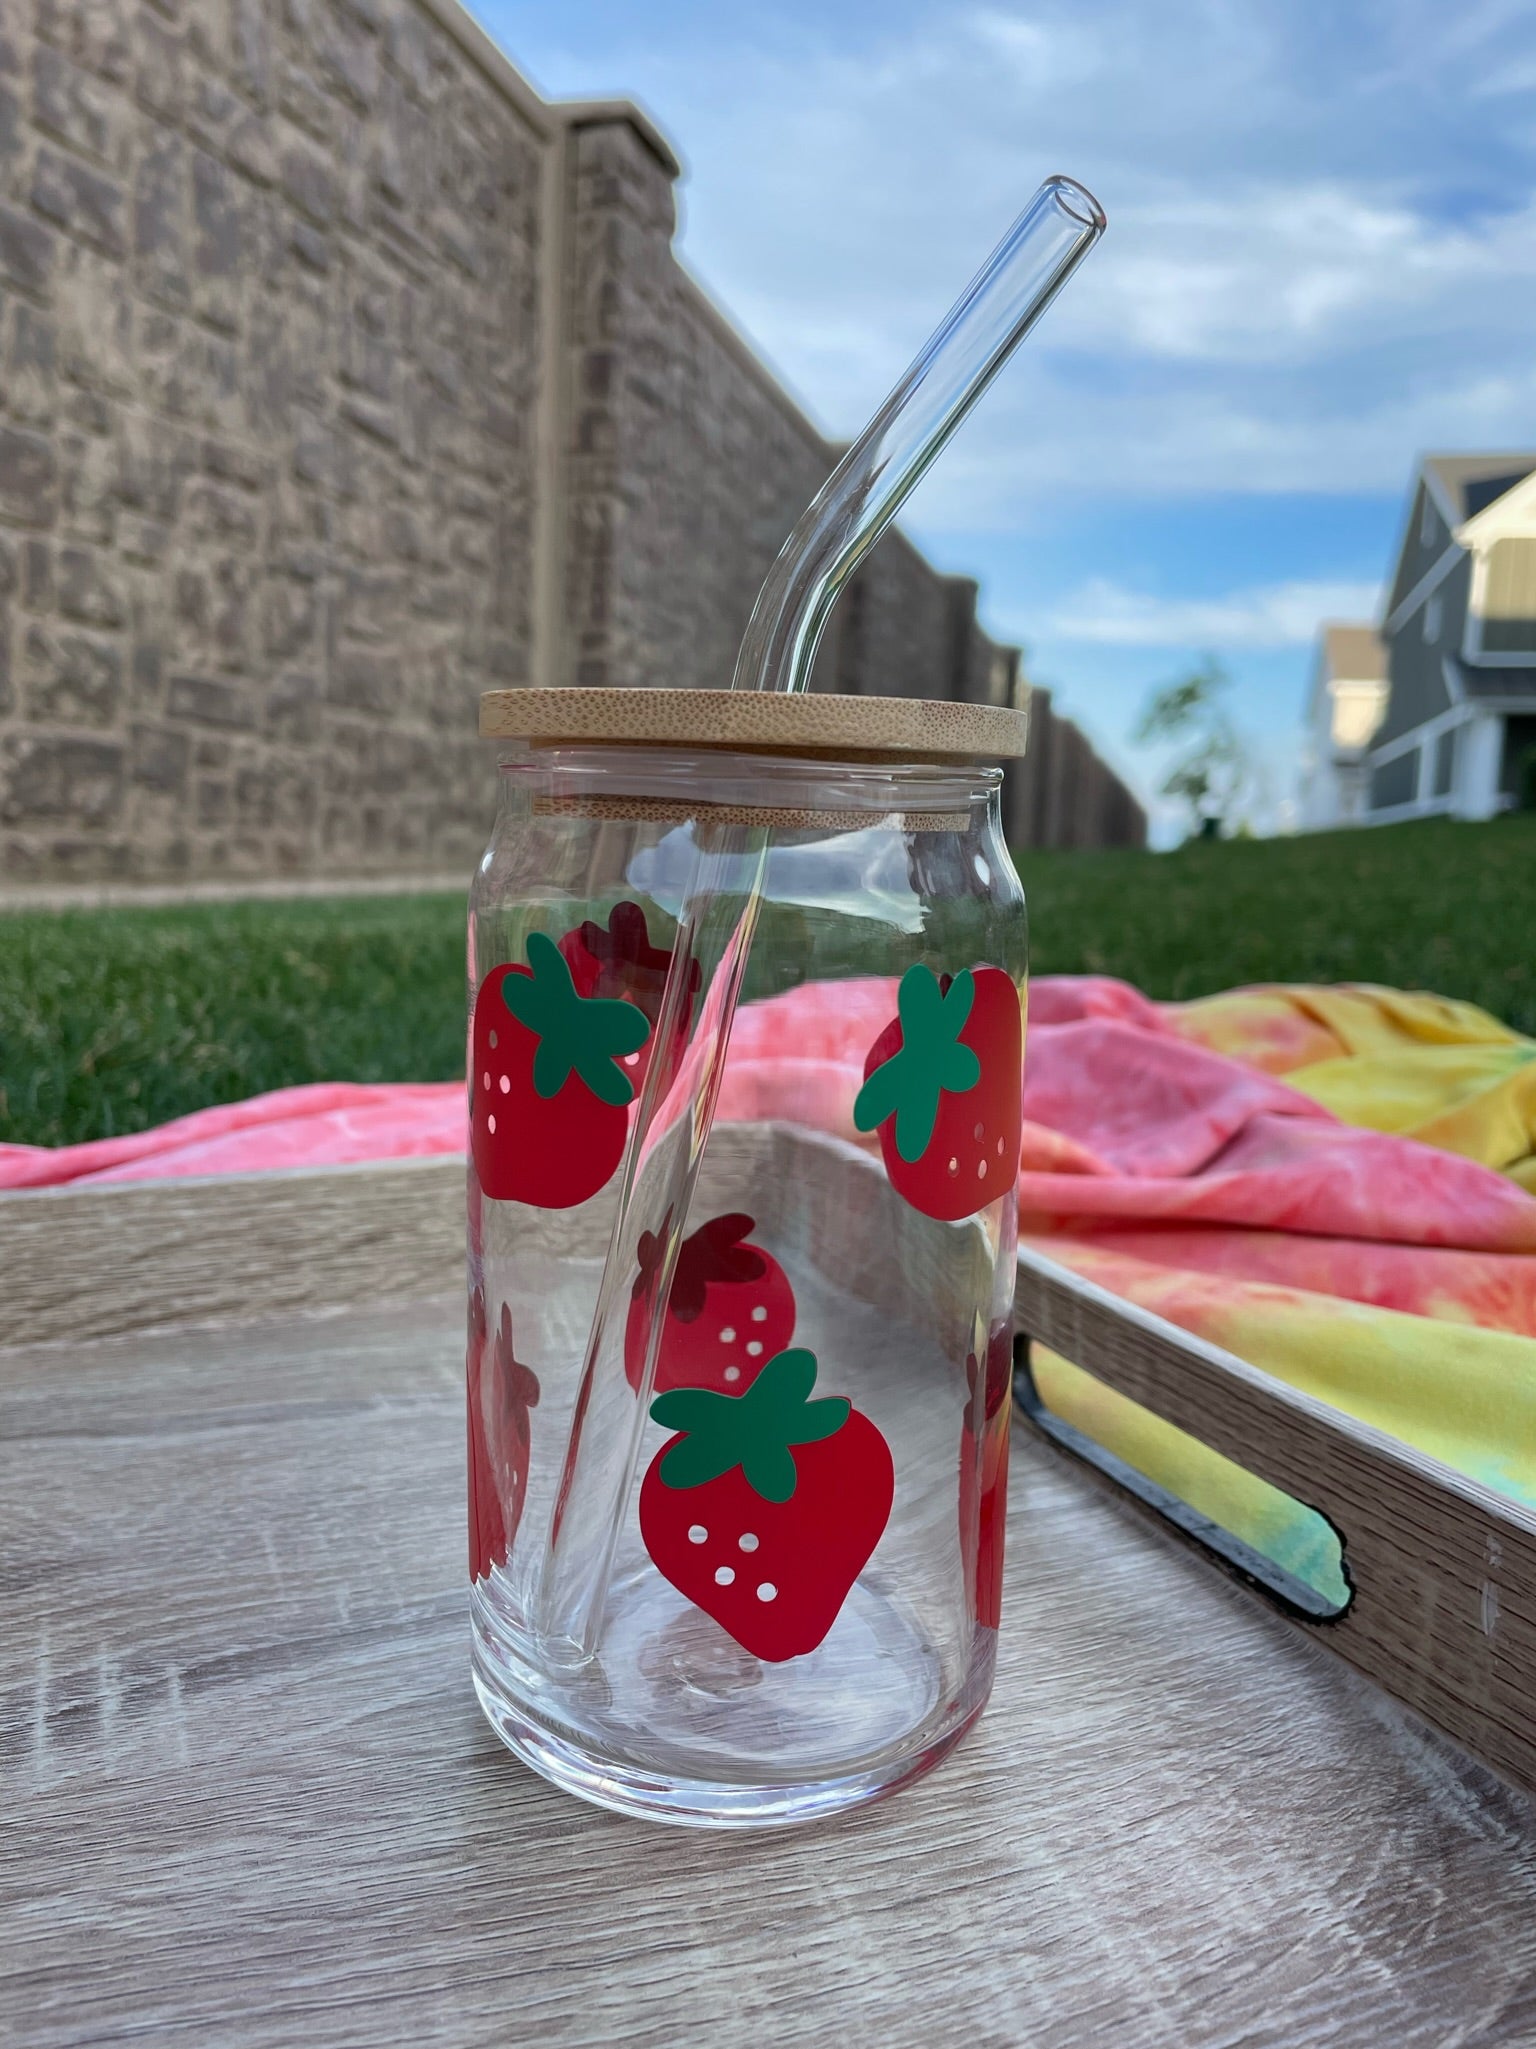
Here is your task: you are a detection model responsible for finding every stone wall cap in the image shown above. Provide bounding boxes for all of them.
[479,688,1032,760]
[553,97,683,180]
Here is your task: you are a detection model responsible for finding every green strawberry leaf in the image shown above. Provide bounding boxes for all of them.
[853,965,981,1162]
[651,1347,850,1504]
[501,930,652,1106]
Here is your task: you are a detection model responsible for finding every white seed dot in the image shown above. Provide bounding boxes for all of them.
[739,1533,759,1553]
[997,1138,1005,1156]
[624,1052,640,1066]
[948,1157,959,1175]
[718,1325,737,1343]
[723,1366,741,1383]
[482,1071,490,1090]
[498,1073,510,1095]
[751,1304,768,1323]
[746,1340,763,1357]
[977,1159,987,1179]
[688,1525,708,1545]
[974,1122,985,1141]
[487,1114,496,1135]
[756,1582,777,1602]
[714,1566,735,1586]
[488,1030,498,1050]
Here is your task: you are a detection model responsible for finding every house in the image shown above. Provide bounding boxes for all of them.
[1299,624,1388,828]
[1361,454,1536,821]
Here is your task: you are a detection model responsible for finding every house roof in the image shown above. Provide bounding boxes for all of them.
[1320,623,1385,683]
[1424,454,1536,522]
[1447,657,1536,703]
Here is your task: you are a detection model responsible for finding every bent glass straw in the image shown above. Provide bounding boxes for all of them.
[534,175,1106,1657]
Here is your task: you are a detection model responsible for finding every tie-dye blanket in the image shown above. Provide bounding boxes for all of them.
[717,976,1536,1602]
[5,976,1532,1598]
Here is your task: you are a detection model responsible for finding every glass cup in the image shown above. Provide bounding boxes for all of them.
[466,689,1028,1826]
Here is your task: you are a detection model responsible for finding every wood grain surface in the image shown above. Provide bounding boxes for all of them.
[0,1160,464,1349]
[478,685,1033,759]
[5,1290,1536,2048]
[7,1146,1536,1800]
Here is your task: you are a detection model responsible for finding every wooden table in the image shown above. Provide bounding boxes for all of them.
[4,1166,1536,2047]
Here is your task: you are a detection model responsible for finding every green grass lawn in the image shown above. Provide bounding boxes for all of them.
[0,892,467,1151]
[2,815,1531,1150]
[1019,813,1536,1024]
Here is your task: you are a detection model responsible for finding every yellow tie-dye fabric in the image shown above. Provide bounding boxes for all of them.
[1172,983,1536,1188]
[1032,983,1536,1601]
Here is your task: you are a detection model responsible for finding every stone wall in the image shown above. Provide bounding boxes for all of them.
[0,1,1144,883]
[559,117,1018,711]
[561,118,837,695]
[1005,688,1147,850]
[0,0,543,882]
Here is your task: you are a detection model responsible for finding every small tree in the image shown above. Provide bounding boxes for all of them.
[1134,656,1255,840]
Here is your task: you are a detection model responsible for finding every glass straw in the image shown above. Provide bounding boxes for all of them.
[533,175,1106,1658]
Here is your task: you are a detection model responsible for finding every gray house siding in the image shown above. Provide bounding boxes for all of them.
[1433,728,1457,797]
[1373,551,1469,752]
[1370,751,1418,809]
[1386,484,1452,618]
[1364,456,1536,823]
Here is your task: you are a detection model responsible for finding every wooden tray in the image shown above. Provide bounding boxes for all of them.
[1014,1246,1536,1799]
[7,1128,1533,1797]
[5,1154,1536,2048]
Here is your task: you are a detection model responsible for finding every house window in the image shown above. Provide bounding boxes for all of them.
[1420,496,1437,548]
[1422,592,1443,643]
[1433,727,1457,799]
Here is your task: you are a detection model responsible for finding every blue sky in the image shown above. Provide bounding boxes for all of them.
[479,0,1536,838]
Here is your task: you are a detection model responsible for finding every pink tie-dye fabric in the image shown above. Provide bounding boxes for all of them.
[0,1081,465,1188]
[6,976,1533,1301]
[11,972,1528,1594]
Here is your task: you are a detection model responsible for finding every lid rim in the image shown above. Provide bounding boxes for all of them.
[478,687,1031,761]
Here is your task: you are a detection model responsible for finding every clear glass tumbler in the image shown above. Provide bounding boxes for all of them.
[466,687,1028,1826]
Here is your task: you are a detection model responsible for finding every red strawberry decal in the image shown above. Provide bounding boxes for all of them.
[468,1296,541,1581]
[471,930,651,1208]
[624,1212,796,1396]
[639,1348,894,1662]
[960,1323,1013,1629]
[854,965,1022,1222]
[560,901,700,1094]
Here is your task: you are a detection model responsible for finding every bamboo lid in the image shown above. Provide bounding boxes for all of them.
[479,687,1031,760]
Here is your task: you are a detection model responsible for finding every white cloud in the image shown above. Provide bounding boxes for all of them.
[1045,577,1383,649]
[508,0,1536,514]
[490,0,1536,806]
